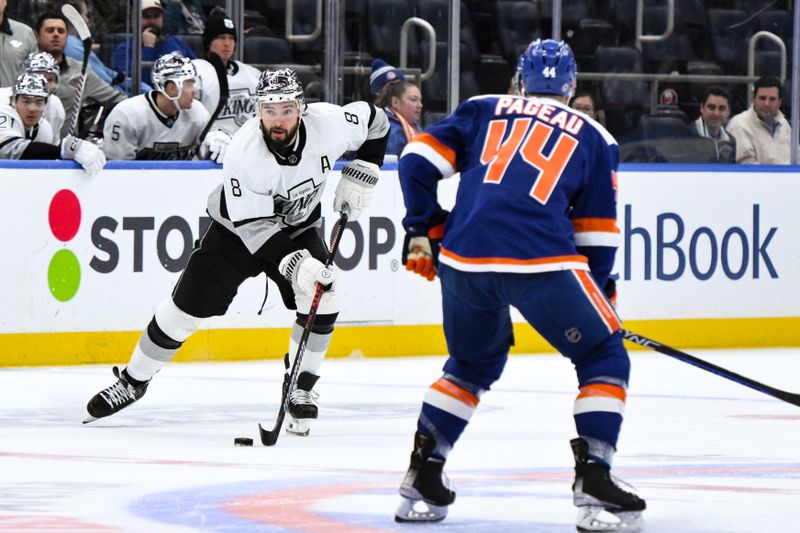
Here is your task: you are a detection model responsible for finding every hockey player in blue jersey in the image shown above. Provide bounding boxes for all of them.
[395,39,646,531]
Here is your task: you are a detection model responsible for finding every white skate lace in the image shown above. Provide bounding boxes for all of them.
[289,388,319,405]
[100,381,136,407]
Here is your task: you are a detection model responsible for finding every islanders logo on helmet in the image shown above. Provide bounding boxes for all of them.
[255,68,306,112]
[13,72,50,100]
[519,39,577,98]
[151,52,197,100]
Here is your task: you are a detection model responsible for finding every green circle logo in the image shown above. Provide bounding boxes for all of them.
[48,249,81,302]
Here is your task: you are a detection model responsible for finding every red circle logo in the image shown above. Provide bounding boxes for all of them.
[49,189,81,242]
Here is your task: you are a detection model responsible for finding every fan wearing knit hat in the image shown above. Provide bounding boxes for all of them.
[370,59,422,156]
[369,59,406,100]
[192,8,261,136]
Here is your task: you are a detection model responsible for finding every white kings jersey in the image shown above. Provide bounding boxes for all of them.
[101,91,210,160]
[193,59,261,136]
[0,86,65,142]
[207,101,390,254]
[0,103,58,159]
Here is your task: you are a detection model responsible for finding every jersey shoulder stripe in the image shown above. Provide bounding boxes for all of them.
[402,132,457,177]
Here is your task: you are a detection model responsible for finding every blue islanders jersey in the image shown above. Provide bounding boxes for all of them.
[398,94,620,287]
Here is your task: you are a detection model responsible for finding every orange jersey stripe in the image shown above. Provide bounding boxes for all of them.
[577,383,627,401]
[440,248,589,266]
[412,133,457,169]
[572,218,620,233]
[575,270,621,332]
[431,378,479,408]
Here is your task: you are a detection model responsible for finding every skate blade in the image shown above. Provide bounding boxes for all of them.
[82,415,98,424]
[286,417,311,436]
[576,506,643,532]
[394,495,448,523]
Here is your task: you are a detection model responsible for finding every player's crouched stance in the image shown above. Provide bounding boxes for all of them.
[85,67,389,434]
[394,39,644,531]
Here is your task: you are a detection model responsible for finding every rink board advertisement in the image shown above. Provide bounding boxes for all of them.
[1,161,799,365]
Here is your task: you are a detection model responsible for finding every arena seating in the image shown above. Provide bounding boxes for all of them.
[85,0,793,141]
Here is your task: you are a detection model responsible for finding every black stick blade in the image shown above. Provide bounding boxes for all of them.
[259,421,280,446]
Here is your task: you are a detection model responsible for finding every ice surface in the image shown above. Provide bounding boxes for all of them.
[1,348,798,532]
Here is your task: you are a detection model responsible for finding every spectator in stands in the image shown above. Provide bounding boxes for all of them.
[164,0,206,35]
[727,76,791,165]
[113,0,196,86]
[569,91,598,121]
[58,0,150,96]
[35,10,126,138]
[0,72,105,176]
[192,9,259,136]
[690,85,736,163]
[0,52,66,141]
[371,59,421,155]
[0,0,37,87]
[370,58,404,102]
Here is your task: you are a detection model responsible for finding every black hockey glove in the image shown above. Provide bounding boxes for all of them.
[402,210,448,282]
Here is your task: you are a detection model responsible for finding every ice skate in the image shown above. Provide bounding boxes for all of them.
[285,371,319,436]
[571,438,645,532]
[395,431,456,523]
[84,366,149,423]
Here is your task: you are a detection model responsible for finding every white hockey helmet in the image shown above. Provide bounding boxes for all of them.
[151,52,197,100]
[255,67,306,113]
[23,52,60,85]
[13,72,50,100]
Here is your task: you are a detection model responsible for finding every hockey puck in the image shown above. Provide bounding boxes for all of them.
[234,437,254,447]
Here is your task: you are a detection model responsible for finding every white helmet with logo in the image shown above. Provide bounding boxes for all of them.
[151,52,197,101]
[23,52,60,90]
[13,72,50,100]
[255,67,306,113]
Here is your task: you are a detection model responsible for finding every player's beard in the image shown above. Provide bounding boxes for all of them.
[263,120,300,151]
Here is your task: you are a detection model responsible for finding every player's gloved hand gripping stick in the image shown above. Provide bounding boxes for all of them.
[259,210,350,446]
[191,52,229,160]
[403,210,448,281]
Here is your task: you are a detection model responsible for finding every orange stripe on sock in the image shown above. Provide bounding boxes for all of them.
[577,383,627,402]
[431,378,479,408]
[575,270,621,332]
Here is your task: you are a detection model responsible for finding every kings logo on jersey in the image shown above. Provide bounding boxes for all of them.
[221,88,257,127]
[273,180,322,225]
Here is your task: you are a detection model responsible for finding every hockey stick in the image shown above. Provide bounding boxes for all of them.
[189,52,230,159]
[61,4,92,137]
[621,329,800,408]
[259,211,350,446]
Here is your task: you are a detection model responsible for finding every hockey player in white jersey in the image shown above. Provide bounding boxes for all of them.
[0,72,105,176]
[85,67,390,436]
[193,10,260,136]
[101,52,230,161]
[0,52,65,142]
